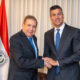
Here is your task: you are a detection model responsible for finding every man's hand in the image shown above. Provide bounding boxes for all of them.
[44,60,52,69]
[42,57,59,66]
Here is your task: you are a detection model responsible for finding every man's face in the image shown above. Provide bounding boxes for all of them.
[50,9,64,28]
[22,19,37,37]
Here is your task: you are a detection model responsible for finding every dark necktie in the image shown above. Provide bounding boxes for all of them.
[55,29,60,74]
[28,38,37,58]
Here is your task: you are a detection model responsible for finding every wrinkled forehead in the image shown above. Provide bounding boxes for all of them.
[23,18,37,26]
[24,19,36,24]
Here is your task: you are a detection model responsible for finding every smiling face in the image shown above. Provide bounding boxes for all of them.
[22,19,37,37]
[50,8,64,28]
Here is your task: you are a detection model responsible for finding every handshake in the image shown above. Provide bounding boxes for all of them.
[42,57,59,69]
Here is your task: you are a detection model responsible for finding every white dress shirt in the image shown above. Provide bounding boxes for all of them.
[54,23,65,45]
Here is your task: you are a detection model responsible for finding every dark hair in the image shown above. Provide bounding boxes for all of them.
[23,15,38,26]
[50,5,63,14]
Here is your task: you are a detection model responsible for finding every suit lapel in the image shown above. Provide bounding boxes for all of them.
[49,29,58,56]
[58,24,70,53]
[33,36,38,56]
[20,30,37,57]
[50,24,70,57]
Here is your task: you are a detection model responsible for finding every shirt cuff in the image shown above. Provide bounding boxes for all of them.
[57,61,59,66]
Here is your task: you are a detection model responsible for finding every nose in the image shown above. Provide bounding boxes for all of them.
[55,14,59,19]
[30,26,33,31]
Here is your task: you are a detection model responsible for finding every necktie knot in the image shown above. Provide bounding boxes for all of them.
[57,29,60,33]
[29,37,32,42]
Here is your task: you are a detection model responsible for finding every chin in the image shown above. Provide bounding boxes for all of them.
[57,23,62,26]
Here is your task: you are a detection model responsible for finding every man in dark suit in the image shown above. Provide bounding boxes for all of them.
[8,15,51,80]
[43,5,80,80]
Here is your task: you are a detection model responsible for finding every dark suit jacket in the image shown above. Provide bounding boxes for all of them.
[43,24,80,80]
[8,30,44,80]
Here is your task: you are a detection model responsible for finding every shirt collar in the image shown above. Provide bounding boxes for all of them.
[54,23,65,31]
[28,37,33,39]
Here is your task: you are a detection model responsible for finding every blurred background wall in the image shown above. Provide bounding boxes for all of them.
[0,0,80,56]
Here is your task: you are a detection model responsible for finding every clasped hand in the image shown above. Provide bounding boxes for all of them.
[42,57,58,69]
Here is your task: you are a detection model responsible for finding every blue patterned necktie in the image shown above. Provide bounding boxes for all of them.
[56,29,60,51]
[55,29,60,74]
[28,38,37,58]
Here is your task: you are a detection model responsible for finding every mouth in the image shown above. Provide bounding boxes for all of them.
[55,18,60,22]
[29,32,33,34]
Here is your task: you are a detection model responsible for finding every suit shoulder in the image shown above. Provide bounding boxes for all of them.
[45,28,54,36]
[10,31,22,41]
[65,24,80,37]
[33,35,37,39]
[33,35,37,41]
[66,24,79,31]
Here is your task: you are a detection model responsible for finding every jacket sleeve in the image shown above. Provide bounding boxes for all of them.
[10,37,44,69]
[59,30,80,67]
